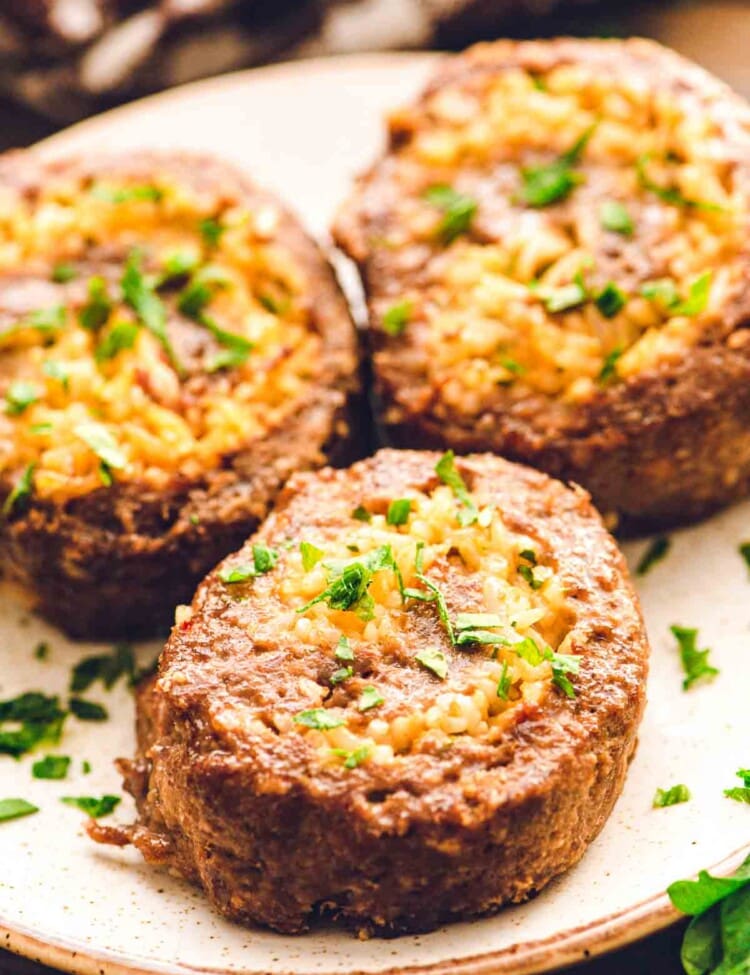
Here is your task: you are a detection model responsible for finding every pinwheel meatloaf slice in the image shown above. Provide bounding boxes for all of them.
[334,38,750,529]
[95,448,649,935]
[0,151,360,639]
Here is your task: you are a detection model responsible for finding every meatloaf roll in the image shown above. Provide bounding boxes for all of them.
[0,152,359,639]
[334,38,750,529]
[96,449,649,935]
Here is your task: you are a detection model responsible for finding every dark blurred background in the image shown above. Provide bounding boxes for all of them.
[0,0,749,148]
[0,1,747,973]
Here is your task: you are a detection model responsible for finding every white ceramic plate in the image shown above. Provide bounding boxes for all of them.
[1,53,749,975]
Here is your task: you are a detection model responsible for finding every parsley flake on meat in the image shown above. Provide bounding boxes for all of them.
[435,451,478,527]
[219,544,279,584]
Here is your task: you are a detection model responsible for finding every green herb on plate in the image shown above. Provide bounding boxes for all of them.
[668,853,750,975]
[671,625,719,691]
[61,795,121,818]
[32,754,71,780]
[0,798,39,823]
[653,784,691,808]
[637,536,671,576]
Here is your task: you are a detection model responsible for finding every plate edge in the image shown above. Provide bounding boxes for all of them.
[2,844,748,975]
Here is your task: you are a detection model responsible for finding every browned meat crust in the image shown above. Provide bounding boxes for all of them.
[333,38,750,531]
[98,449,649,935]
[0,152,361,639]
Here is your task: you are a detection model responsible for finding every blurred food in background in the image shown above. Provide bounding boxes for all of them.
[0,1,747,124]
[0,0,320,120]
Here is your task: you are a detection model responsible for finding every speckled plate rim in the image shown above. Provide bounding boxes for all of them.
[1,50,747,975]
[1,844,747,975]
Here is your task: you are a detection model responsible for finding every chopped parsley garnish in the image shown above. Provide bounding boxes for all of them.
[517,565,543,589]
[643,272,713,319]
[61,794,120,818]
[204,317,253,372]
[82,760,92,774]
[42,360,69,391]
[724,768,750,805]
[199,216,225,248]
[538,277,587,314]
[69,698,108,722]
[600,200,634,236]
[516,125,594,207]
[673,271,713,317]
[423,185,478,243]
[34,642,49,661]
[297,545,404,621]
[351,505,372,523]
[293,708,344,730]
[671,625,719,690]
[499,356,525,377]
[0,798,38,823]
[668,852,750,975]
[5,380,39,416]
[455,627,512,647]
[95,321,139,362]
[159,250,201,283]
[2,463,35,516]
[549,653,580,698]
[496,662,511,700]
[740,542,750,575]
[653,784,691,808]
[171,263,251,371]
[25,304,66,334]
[641,277,680,308]
[32,754,71,780]
[598,347,623,384]
[73,422,126,479]
[332,745,370,769]
[335,635,354,661]
[330,667,353,685]
[406,541,455,644]
[386,498,411,526]
[637,536,671,576]
[0,692,66,757]
[121,249,182,375]
[177,265,229,319]
[517,549,543,590]
[300,541,325,572]
[219,544,279,583]
[51,262,77,283]
[636,154,724,212]
[258,291,291,316]
[382,300,412,337]
[415,647,448,680]
[455,622,580,698]
[78,276,112,331]
[435,450,478,527]
[595,282,627,319]
[70,643,136,693]
[358,686,384,711]
[92,184,163,204]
